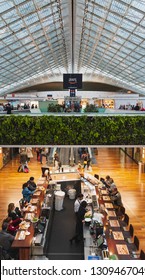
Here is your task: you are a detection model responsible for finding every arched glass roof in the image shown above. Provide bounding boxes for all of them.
[1,0,145,95]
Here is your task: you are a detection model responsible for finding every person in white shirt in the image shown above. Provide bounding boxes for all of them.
[93,209,104,224]
[74,194,84,216]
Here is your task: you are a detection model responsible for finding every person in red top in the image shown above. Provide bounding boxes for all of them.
[3,217,22,236]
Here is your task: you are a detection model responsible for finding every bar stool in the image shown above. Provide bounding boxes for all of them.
[120,213,129,230]
[128,235,140,253]
[116,206,125,220]
[130,249,145,259]
[124,224,134,244]
[140,250,145,260]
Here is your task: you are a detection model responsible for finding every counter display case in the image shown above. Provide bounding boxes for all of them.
[31,189,54,257]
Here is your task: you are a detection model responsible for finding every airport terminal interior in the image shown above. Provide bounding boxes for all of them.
[1,1,145,110]
[0,1,145,260]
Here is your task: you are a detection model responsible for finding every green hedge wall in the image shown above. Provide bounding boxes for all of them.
[0,115,145,145]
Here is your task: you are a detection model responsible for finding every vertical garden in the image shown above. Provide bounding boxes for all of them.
[0,115,145,145]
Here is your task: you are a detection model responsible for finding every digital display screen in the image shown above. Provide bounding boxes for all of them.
[63,74,82,89]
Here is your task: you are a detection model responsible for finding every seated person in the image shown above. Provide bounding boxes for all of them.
[27,176,37,191]
[110,188,123,207]
[108,182,117,195]
[104,175,112,187]
[22,182,35,203]
[3,217,22,236]
[0,222,18,259]
[8,203,22,220]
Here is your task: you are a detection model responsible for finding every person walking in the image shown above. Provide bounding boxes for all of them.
[53,152,59,167]
[26,147,33,162]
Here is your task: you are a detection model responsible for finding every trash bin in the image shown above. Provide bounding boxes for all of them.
[68,189,76,200]
[55,191,65,211]
[138,162,145,173]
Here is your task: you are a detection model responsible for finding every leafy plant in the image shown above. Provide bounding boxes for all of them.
[48,104,62,112]
[84,104,99,112]
[0,115,145,145]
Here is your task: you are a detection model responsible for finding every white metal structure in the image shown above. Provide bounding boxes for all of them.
[1,0,145,95]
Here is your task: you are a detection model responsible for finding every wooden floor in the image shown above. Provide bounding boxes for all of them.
[0,148,145,252]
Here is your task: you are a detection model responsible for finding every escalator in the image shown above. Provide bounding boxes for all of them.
[73,148,80,164]
[73,147,97,166]
[47,147,56,166]
[53,147,97,167]
[58,147,71,166]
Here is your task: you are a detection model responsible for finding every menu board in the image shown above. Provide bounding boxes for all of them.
[110,220,120,227]
[113,231,124,240]
[25,205,37,212]
[30,198,39,204]
[108,210,116,217]
[19,221,30,230]
[37,186,45,191]
[37,178,45,185]
[103,196,111,201]
[33,190,41,196]
[25,212,35,221]
[116,244,129,255]
[101,190,108,195]
[15,230,26,240]
[105,203,114,208]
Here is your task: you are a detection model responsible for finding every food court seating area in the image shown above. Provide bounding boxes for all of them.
[0,175,52,260]
[1,168,145,260]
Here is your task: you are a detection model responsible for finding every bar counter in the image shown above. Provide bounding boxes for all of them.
[82,173,132,260]
[11,177,53,260]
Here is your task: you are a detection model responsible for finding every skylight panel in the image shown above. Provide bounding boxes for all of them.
[126,8,144,23]
[131,0,145,12]
[0,1,14,13]
[107,12,122,25]
[129,34,143,44]
[24,13,39,25]
[10,20,24,33]
[2,10,20,24]
[16,30,29,39]
[116,28,130,39]
[121,19,136,32]
[111,0,127,15]
[18,1,35,16]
